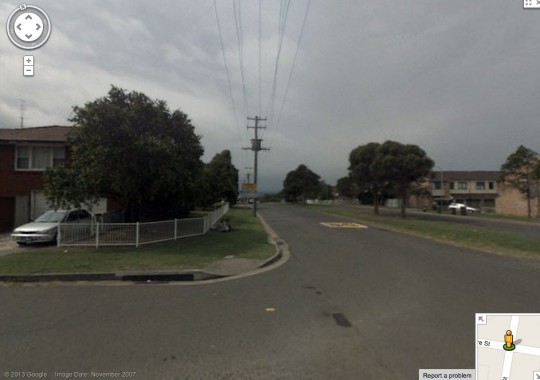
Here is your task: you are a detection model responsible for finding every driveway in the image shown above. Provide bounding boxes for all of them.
[0,233,25,257]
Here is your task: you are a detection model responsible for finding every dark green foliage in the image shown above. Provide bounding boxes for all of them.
[348,141,434,217]
[45,85,204,221]
[282,164,321,203]
[198,150,239,207]
[348,142,384,214]
[371,141,434,218]
[336,176,358,199]
[316,181,334,200]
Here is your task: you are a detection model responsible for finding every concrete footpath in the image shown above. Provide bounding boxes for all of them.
[0,214,288,284]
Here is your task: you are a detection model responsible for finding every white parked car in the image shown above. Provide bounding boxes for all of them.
[11,209,94,245]
[448,203,479,214]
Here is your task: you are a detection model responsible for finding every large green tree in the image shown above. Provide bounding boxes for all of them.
[348,142,384,214]
[348,141,433,217]
[316,180,334,201]
[336,176,359,199]
[500,145,540,218]
[45,86,204,221]
[198,150,239,207]
[282,164,321,203]
[371,141,434,218]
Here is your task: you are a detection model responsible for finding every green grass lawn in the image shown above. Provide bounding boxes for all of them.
[473,212,540,224]
[319,206,540,259]
[0,208,275,274]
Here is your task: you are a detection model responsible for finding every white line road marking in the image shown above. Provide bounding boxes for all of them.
[320,222,368,229]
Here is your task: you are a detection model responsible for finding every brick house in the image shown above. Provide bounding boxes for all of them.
[0,125,114,231]
[429,171,500,211]
[0,126,73,231]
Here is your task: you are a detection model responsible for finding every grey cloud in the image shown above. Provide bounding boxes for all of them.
[1,0,539,193]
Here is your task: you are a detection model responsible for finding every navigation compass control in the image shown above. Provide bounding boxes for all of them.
[6,4,51,50]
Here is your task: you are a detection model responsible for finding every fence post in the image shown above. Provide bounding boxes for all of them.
[174,219,178,240]
[136,222,140,248]
[57,223,61,248]
[95,222,100,249]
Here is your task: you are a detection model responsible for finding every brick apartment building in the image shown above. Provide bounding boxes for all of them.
[420,170,539,217]
[497,181,540,218]
[429,171,500,211]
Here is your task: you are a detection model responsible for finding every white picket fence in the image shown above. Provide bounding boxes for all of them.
[58,203,229,248]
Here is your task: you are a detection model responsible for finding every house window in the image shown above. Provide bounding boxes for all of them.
[16,146,30,169]
[449,182,455,190]
[432,181,441,190]
[32,147,50,168]
[458,181,468,190]
[52,147,66,167]
[484,199,495,207]
[476,182,485,190]
[488,182,495,190]
[16,145,65,170]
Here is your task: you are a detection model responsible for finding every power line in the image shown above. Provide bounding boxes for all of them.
[213,0,242,142]
[233,0,249,116]
[265,0,291,123]
[265,0,311,151]
[258,0,262,116]
[274,0,311,132]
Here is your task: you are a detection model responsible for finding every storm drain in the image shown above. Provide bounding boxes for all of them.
[332,313,352,327]
[123,273,194,282]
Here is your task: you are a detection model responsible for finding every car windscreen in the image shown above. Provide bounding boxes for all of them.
[34,211,67,223]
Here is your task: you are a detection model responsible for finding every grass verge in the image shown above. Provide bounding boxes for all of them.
[319,207,540,259]
[0,208,275,274]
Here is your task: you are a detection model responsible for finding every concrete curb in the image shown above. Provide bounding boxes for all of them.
[0,272,117,283]
[0,212,287,284]
[256,212,285,268]
[0,269,228,283]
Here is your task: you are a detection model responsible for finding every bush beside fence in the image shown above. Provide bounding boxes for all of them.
[58,203,229,248]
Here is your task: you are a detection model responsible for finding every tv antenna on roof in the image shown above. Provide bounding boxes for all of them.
[19,99,25,128]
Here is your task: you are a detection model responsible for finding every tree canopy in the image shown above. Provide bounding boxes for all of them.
[282,164,321,203]
[500,145,540,218]
[198,150,239,208]
[348,141,433,217]
[371,141,434,218]
[336,176,359,199]
[348,142,384,214]
[45,85,204,221]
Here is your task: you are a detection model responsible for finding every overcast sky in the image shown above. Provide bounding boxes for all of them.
[1,0,539,193]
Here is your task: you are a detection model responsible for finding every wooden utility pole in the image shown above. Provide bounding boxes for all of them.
[243,116,269,217]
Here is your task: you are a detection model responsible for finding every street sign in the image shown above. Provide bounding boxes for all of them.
[241,183,257,191]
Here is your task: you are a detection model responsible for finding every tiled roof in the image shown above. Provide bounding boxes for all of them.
[429,171,501,181]
[0,125,71,143]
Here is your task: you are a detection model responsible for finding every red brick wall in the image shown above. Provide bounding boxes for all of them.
[0,197,15,231]
[0,145,45,197]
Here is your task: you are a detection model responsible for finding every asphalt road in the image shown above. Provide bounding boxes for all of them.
[1,203,539,379]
